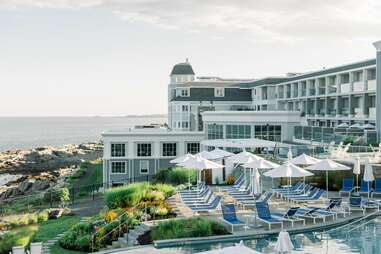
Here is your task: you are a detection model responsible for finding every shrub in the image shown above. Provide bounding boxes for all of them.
[3,213,42,228]
[151,184,175,198]
[105,182,150,208]
[44,188,70,204]
[225,175,235,185]
[0,225,38,254]
[144,190,165,202]
[150,218,229,240]
[37,211,49,222]
[104,210,118,223]
[153,168,197,185]
[59,222,93,252]
[155,206,168,216]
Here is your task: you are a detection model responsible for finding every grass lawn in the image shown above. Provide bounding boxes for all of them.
[50,243,87,254]
[33,216,82,243]
[69,159,103,187]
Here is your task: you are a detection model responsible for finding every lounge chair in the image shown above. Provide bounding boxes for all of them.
[219,204,247,232]
[220,175,244,190]
[271,207,305,227]
[290,189,325,203]
[347,195,378,215]
[274,182,303,193]
[255,201,283,230]
[339,178,354,196]
[372,178,381,197]
[280,185,314,200]
[189,196,221,212]
[359,180,373,196]
[306,198,346,219]
[283,187,316,200]
[295,207,335,224]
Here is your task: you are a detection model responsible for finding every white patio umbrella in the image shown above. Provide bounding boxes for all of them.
[178,155,224,185]
[287,147,293,161]
[172,153,196,190]
[170,153,195,164]
[362,123,375,129]
[264,162,314,178]
[197,150,221,160]
[208,148,234,159]
[252,168,261,195]
[243,158,280,192]
[229,151,263,189]
[275,231,294,254]
[363,158,374,199]
[306,159,350,198]
[290,153,320,166]
[353,157,361,188]
[337,122,349,128]
[349,123,362,129]
[196,240,261,254]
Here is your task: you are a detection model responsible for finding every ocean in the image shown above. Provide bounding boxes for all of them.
[0,117,167,152]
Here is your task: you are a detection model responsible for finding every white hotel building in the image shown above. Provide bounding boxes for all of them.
[102,41,381,186]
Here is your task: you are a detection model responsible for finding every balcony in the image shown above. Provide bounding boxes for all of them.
[286,92,291,98]
[309,89,316,96]
[278,93,284,99]
[318,88,326,95]
[354,108,363,117]
[367,80,376,91]
[353,81,364,92]
[328,86,337,94]
[301,89,306,97]
[340,108,349,117]
[340,83,351,93]
[326,109,337,117]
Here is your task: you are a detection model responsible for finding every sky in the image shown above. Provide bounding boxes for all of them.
[1,0,381,116]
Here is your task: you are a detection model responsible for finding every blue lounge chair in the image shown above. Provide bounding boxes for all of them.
[284,187,316,199]
[291,189,325,203]
[189,196,221,212]
[271,207,305,227]
[306,198,346,219]
[280,185,314,199]
[339,178,354,196]
[255,201,283,230]
[359,180,373,196]
[220,204,247,232]
[372,178,381,197]
[274,182,303,193]
[295,207,335,224]
[347,195,378,215]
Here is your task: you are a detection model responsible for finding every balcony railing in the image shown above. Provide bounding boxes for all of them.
[340,83,351,93]
[367,80,376,91]
[318,88,326,95]
[369,107,376,118]
[328,86,337,94]
[353,81,364,92]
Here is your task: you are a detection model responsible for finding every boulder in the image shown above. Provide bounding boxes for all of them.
[48,208,64,219]
[18,181,33,193]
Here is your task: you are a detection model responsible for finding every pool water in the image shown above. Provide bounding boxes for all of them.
[162,218,381,254]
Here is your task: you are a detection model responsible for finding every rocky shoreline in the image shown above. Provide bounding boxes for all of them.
[0,142,103,200]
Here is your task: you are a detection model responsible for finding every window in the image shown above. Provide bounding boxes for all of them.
[214,88,225,97]
[181,121,189,129]
[140,160,149,174]
[226,125,251,139]
[111,143,125,157]
[254,125,281,142]
[137,143,151,157]
[180,88,189,97]
[207,124,224,139]
[111,161,126,174]
[162,143,177,157]
[182,105,189,112]
[187,142,200,154]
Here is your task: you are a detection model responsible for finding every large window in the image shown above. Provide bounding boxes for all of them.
[162,143,177,157]
[226,125,251,139]
[111,161,126,174]
[111,143,125,157]
[140,160,149,174]
[254,125,281,142]
[180,88,189,97]
[214,88,225,97]
[137,143,151,157]
[207,124,224,139]
[186,142,200,154]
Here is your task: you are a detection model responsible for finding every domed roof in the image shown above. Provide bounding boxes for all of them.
[170,61,195,75]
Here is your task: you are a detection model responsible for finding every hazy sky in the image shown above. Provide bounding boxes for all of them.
[1,0,381,116]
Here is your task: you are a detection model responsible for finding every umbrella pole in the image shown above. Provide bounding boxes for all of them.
[368,181,370,199]
[326,170,329,199]
[189,169,191,191]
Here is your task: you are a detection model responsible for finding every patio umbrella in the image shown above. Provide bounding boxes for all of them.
[306,159,350,198]
[275,231,294,254]
[290,153,320,166]
[196,240,261,254]
[362,123,375,129]
[252,168,261,195]
[243,158,280,192]
[170,153,195,164]
[363,158,374,199]
[349,123,362,129]
[264,162,313,178]
[353,157,361,188]
[287,147,293,161]
[197,151,221,160]
[229,151,263,188]
[178,155,224,184]
[337,122,349,128]
[208,148,234,159]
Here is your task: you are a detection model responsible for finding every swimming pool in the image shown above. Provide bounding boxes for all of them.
[160,217,381,254]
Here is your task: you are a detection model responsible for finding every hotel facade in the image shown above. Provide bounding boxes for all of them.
[102,41,381,187]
